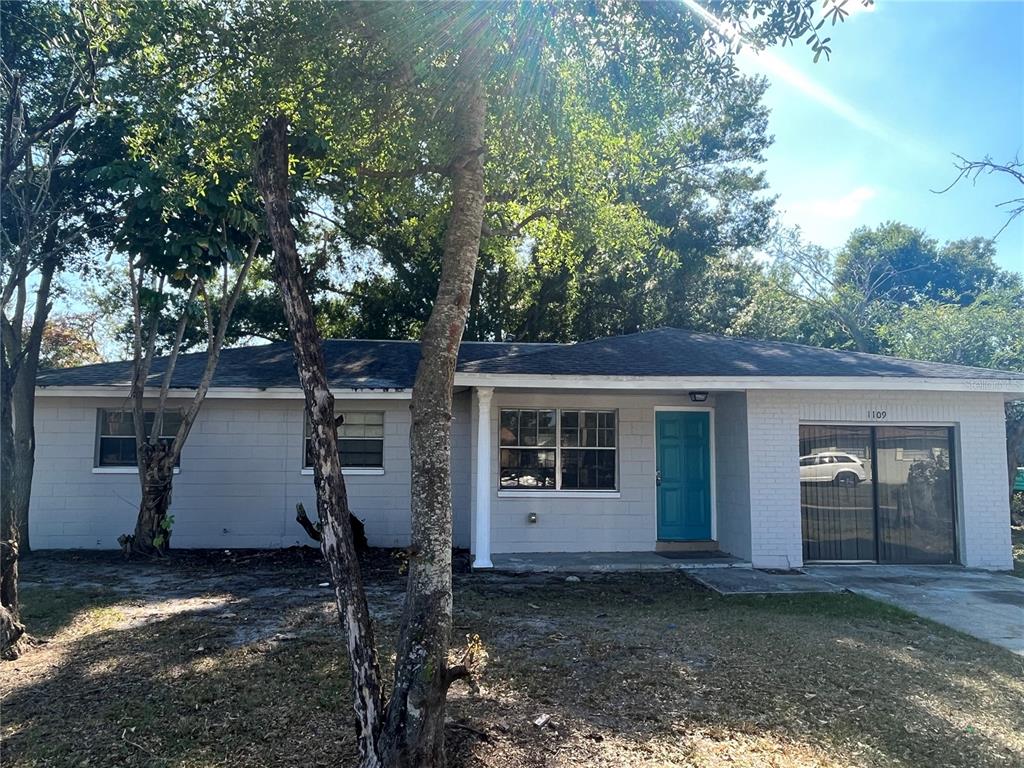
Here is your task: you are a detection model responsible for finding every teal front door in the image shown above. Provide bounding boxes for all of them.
[656,411,712,541]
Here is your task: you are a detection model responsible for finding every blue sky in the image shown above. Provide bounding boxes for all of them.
[736,0,1024,273]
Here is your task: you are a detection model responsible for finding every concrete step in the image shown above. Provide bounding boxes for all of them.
[655,540,719,553]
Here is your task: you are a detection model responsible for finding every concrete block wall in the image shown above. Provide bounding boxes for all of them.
[451,391,472,548]
[714,391,752,561]
[744,390,803,569]
[483,391,741,554]
[30,395,471,550]
[744,389,1013,570]
[30,387,1013,569]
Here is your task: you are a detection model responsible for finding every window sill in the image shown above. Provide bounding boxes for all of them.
[300,468,385,476]
[92,467,180,475]
[497,490,620,499]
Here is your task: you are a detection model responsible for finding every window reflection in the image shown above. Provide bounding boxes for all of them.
[800,426,876,561]
[499,408,616,490]
[799,425,957,564]
[875,427,956,564]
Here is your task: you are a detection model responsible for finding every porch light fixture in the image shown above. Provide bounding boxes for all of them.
[689,391,709,403]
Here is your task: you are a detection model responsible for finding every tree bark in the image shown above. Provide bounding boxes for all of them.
[10,254,56,556]
[1,366,26,659]
[254,113,384,767]
[1007,403,1023,501]
[122,244,256,558]
[0,244,57,659]
[125,444,176,556]
[378,71,487,768]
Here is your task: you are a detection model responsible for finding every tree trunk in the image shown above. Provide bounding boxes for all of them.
[1,367,26,660]
[10,384,36,556]
[9,253,56,555]
[1007,403,1023,500]
[378,72,487,768]
[254,113,384,767]
[124,444,176,556]
[0,248,56,658]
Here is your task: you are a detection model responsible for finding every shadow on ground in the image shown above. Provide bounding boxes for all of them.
[3,551,1023,767]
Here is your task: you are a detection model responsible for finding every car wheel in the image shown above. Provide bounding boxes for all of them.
[834,472,858,487]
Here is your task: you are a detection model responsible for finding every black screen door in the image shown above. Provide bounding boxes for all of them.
[800,425,957,564]
[875,427,957,564]
[800,426,876,562]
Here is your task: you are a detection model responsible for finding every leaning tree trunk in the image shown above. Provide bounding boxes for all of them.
[378,72,487,768]
[255,113,384,766]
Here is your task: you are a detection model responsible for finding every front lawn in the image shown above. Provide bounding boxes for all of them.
[3,552,1022,767]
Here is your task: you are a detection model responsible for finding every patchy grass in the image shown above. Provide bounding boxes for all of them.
[1012,527,1024,578]
[3,552,1023,768]
[17,585,121,638]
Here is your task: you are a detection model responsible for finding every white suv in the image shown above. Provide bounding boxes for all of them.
[799,452,868,486]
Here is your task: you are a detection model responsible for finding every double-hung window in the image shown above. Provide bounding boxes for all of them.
[499,409,617,491]
[95,409,182,468]
[304,411,385,471]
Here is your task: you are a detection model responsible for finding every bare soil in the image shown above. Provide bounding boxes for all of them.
[3,550,1023,767]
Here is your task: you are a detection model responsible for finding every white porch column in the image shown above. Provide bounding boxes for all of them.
[473,386,495,568]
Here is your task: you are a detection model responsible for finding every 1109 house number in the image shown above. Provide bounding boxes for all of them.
[867,409,888,420]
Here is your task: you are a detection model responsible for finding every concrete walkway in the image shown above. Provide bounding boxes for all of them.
[688,567,845,595]
[805,566,1024,656]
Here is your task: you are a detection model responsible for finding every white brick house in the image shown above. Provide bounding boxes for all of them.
[32,328,1023,570]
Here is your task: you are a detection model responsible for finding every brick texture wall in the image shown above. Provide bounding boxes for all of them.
[29,396,471,550]
[745,389,1012,570]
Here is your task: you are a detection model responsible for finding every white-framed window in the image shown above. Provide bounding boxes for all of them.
[304,411,385,470]
[95,409,182,468]
[499,409,617,491]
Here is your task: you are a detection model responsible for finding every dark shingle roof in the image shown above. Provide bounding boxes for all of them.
[35,328,1024,390]
[459,327,1024,381]
[36,340,560,390]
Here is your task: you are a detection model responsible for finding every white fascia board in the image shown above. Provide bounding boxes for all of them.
[35,386,411,400]
[453,372,1024,394]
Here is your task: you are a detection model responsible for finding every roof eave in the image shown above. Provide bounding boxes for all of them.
[454,372,1024,394]
[35,385,412,399]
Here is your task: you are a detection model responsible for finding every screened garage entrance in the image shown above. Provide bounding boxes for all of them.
[800,425,958,564]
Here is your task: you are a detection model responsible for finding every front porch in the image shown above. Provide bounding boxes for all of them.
[469,387,756,569]
[489,550,750,573]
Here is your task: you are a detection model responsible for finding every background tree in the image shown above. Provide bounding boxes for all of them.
[939,154,1024,237]
[0,0,123,659]
[748,222,1019,352]
[938,151,1024,501]
[35,312,104,368]
[223,25,774,346]
[100,142,262,556]
[878,290,1024,500]
[756,228,895,352]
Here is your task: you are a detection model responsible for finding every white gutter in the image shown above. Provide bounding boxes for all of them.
[35,375,1024,399]
[35,385,411,400]
[453,372,1024,395]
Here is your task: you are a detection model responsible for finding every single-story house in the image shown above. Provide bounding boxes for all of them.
[32,327,1023,570]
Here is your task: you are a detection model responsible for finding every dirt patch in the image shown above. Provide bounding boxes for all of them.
[3,552,1023,767]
